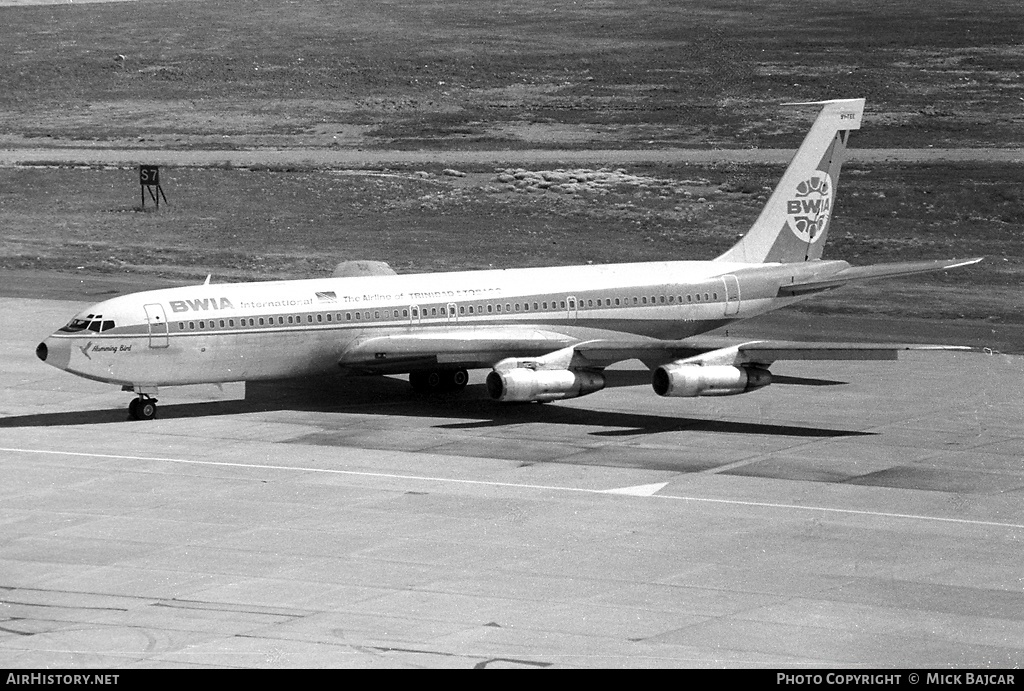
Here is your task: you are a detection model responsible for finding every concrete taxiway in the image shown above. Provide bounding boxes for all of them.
[2,296,1024,668]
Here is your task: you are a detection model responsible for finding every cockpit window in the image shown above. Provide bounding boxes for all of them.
[59,316,116,333]
[60,319,91,333]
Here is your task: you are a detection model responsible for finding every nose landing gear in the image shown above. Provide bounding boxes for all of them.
[128,395,158,421]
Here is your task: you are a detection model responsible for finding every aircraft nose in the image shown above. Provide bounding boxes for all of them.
[37,338,71,370]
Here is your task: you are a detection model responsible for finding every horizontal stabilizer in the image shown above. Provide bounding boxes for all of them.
[778,257,983,296]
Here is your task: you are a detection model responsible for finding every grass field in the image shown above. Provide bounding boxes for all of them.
[0,0,1022,149]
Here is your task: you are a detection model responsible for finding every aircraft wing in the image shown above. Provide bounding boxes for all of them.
[571,337,965,370]
[338,327,965,375]
[778,257,982,297]
[337,327,577,374]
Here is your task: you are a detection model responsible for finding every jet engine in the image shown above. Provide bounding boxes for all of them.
[652,363,771,397]
[487,368,606,402]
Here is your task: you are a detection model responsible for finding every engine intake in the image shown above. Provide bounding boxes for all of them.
[652,363,771,397]
[487,368,606,402]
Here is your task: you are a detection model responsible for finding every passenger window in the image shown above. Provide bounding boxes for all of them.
[543,302,548,309]
[178,322,184,330]
[560,301,566,308]
[355,312,361,320]
[704,293,710,301]
[642,297,647,304]
[515,303,520,311]
[190,321,196,329]
[496,304,502,312]
[713,292,718,300]
[506,303,511,311]
[468,306,474,314]
[327,314,333,322]
[317,314,323,322]
[460,306,465,314]
[533,302,539,310]
[488,305,493,313]
[695,294,701,302]
[403,309,409,317]
[660,296,665,303]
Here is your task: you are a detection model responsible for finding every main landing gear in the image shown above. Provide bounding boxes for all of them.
[128,395,158,421]
[409,369,469,394]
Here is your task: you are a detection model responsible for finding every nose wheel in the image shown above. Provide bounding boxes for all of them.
[128,396,158,421]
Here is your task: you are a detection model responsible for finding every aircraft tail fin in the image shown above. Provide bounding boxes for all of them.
[715,98,865,264]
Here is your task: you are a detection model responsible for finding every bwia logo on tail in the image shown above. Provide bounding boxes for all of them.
[786,173,833,243]
[715,98,864,264]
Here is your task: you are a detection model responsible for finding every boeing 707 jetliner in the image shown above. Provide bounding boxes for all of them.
[37,99,980,420]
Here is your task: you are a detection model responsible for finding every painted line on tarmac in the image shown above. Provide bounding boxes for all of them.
[4,445,1023,530]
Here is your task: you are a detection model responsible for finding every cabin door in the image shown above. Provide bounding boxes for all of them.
[722,275,741,316]
[144,303,169,348]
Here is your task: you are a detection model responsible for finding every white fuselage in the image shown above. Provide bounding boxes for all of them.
[40,259,840,389]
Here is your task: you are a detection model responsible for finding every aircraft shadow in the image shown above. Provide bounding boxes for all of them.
[0,374,869,439]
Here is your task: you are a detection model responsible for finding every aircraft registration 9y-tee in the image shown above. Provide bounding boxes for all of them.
[37,99,981,420]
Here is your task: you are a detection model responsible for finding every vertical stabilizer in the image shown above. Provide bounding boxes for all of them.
[715,98,864,264]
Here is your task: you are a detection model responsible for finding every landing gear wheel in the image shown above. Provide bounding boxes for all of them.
[409,369,469,394]
[409,370,432,394]
[446,369,469,392]
[128,396,158,421]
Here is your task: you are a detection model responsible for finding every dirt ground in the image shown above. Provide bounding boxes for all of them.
[1,1,1022,151]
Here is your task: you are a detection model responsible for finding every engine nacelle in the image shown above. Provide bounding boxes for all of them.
[652,363,771,397]
[487,368,606,402]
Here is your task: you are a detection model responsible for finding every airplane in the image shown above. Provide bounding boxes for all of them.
[36,98,981,420]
